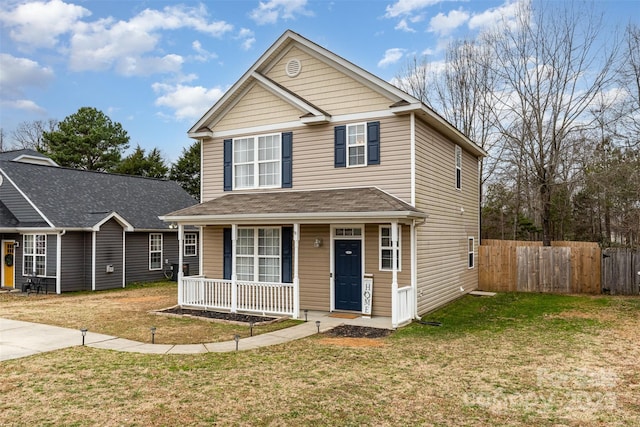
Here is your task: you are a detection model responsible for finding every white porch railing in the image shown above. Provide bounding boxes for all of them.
[395,286,414,326]
[179,276,296,317]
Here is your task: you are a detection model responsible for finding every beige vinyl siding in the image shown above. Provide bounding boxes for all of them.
[201,115,412,203]
[363,224,412,317]
[202,226,224,278]
[298,224,330,311]
[414,118,480,315]
[214,83,303,132]
[265,46,392,116]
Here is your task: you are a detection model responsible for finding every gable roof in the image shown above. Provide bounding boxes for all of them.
[189,30,486,158]
[0,160,197,230]
[162,187,426,225]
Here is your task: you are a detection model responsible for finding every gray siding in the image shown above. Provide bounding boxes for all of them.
[60,231,91,292]
[0,176,46,224]
[125,231,199,284]
[94,219,124,290]
[46,234,57,277]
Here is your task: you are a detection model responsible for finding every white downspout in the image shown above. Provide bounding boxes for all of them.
[391,221,399,328]
[91,231,96,291]
[231,224,237,313]
[56,230,65,294]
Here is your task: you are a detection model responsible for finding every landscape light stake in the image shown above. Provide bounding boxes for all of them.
[249,321,254,337]
[304,309,308,322]
[315,320,321,334]
[150,326,156,344]
[234,334,240,351]
[80,328,87,346]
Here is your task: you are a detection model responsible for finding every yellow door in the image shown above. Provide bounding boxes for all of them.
[3,242,15,288]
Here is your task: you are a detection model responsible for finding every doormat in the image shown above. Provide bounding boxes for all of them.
[329,313,361,319]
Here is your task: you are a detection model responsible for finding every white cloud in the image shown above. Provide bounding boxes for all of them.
[192,40,218,62]
[0,0,90,49]
[429,9,470,36]
[378,48,406,67]
[395,19,416,33]
[385,0,442,18]
[0,54,54,97]
[237,28,256,51]
[152,83,225,121]
[250,0,313,25]
[67,4,233,76]
[468,0,524,31]
[0,99,47,114]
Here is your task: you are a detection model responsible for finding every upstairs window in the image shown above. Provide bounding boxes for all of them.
[335,121,380,168]
[455,145,462,190]
[23,234,46,276]
[347,123,366,167]
[234,134,281,189]
[224,132,292,191]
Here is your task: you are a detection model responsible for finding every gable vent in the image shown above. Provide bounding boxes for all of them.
[285,58,301,77]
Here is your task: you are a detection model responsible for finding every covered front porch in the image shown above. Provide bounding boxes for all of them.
[162,188,426,328]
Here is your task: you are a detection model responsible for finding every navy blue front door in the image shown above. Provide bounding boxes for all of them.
[334,240,362,311]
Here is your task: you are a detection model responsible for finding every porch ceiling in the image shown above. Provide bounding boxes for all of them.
[162,187,427,225]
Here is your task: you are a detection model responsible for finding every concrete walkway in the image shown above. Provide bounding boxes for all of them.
[0,312,392,361]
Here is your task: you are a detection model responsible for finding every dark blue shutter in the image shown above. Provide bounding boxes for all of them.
[367,121,380,165]
[281,132,293,188]
[223,139,232,191]
[334,125,346,168]
[223,228,232,280]
[281,227,293,283]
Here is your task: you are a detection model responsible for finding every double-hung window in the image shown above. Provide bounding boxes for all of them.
[347,123,366,167]
[468,237,475,269]
[184,233,197,257]
[233,134,281,189]
[236,227,281,282]
[455,145,462,190]
[379,226,401,271]
[23,234,46,276]
[149,233,163,270]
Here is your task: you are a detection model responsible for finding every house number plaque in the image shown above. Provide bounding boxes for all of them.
[362,277,373,316]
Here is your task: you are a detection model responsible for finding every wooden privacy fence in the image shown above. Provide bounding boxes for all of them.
[479,240,602,294]
[602,248,640,295]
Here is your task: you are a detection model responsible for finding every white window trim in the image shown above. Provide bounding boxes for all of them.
[236,226,282,283]
[455,145,462,190]
[468,237,475,269]
[184,232,197,257]
[232,133,282,190]
[23,234,47,276]
[346,122,367,168]
[379,225,401,272]
[149,233,163,271]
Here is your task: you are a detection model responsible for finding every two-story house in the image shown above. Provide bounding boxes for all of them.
[162,30,486,327]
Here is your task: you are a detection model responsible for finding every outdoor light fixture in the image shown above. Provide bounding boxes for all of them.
[315,320,321,333]
[249,321,255,337]
[234,334,240,351]
[304,309,308,322]
[150,326,157,344]
[80,328,87,346]
[314,238,323,248]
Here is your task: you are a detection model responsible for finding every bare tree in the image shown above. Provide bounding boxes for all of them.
[486,1,619,245]
[11,119,59,151]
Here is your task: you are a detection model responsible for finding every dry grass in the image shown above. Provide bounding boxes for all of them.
[0,281,299,344]
[0,287,638,426]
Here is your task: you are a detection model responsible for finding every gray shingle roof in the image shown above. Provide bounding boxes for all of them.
[0,160,197,230]
[166,187,425,221]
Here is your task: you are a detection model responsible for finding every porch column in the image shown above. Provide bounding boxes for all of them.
[391,221,399,328]
[177,224,184,305]
[293,223,300,319]
[231,224,238,313]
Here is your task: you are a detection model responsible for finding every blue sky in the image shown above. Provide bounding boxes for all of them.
[1,0,637,163]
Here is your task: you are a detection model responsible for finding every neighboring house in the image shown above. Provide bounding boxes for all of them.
[162,30,486,327]
[0,149,199,293]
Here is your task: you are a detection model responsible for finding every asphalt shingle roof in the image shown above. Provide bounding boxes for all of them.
[0,160,197,230]
[167,187,425,219]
